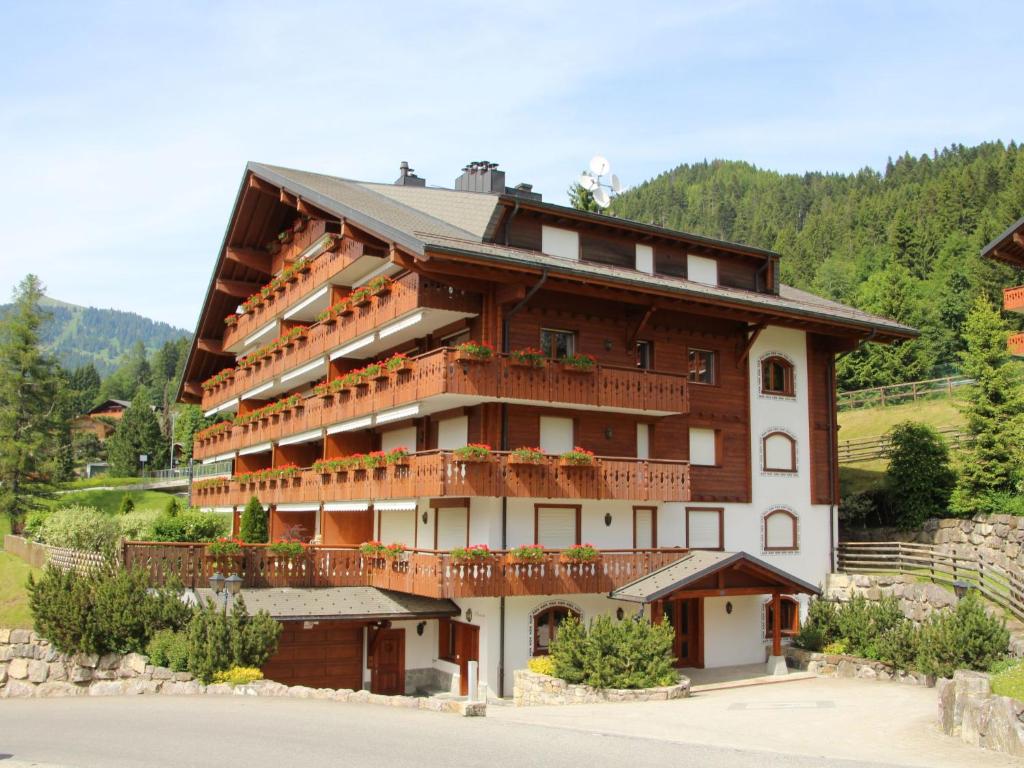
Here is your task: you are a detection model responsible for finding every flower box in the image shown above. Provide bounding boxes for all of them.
[559,458,597,468]
[455,350,493,363]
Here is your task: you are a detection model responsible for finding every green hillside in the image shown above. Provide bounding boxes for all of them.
[0,296,190,376]
[612,141,1024,390]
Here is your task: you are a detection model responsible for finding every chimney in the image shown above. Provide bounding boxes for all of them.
[455,161,506,194]
[394,161,425,187]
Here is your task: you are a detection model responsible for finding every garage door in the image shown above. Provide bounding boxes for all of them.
[262,620,363,690]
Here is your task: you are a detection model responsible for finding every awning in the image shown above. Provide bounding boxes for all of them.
[610,550,821,604]
[190,587,460,622]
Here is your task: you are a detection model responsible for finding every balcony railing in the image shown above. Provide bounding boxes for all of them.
[191,451,691,505]
[122,542,690,598]
[1005,286,1024,314]
[193,349,689,460]
[1010,332,1024,357]
[202,272,481,411]
[222,229,373,351]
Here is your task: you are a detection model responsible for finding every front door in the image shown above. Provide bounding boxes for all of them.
[662,598,702,668]
[370,628,405,695]
[456,623,480,696]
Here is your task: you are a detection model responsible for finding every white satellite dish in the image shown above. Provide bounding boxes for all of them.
[590,155,611,176]
[579,173,598,191]
[592,188,611,208]
[611,174,622,193]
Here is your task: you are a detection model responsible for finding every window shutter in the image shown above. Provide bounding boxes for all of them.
[636,423,650,459]
[381,426,417,453]
[437,416,469,450]
[378,509,416,546]
[536,507,577,548]
[765,512,796,550]
[436,508,467,550]
[764,433,795,471]
[539,416,574,455]
[687,510,721,550]
[689,428,717,466]
[634,508,653,548]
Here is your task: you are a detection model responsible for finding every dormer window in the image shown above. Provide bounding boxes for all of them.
[541,226,580,261]
[686,254,718,286]
[761,356,794,397]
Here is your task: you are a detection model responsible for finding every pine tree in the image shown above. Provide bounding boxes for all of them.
[172,404,207,462]
[106,387,167,476]
[951,297,1024,515]
[567,177,601,213]
[239,496,267,543]
[0,275,67,521]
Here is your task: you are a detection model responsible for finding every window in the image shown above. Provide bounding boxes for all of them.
[633,506,657,548]
[635,340,653,370]
[539,416,574,455]
[436,415,469,450]
[765,597,800,638]
[688,349,716,385]
[686,254,718,286]
[635,244,654,274]
[686,507,723,551]
[540,328,575,360]
[541,226,580,261]
[438,618,458,662]
[435,505,469,550]
[763,509,798,551]
[378,508,417,546]
[532,604,580,655]
[381,426,417,454]
[535,505,580,548]
[761,356,794,397]
[441,328,471,348]
[762,431,796,473]
[688,427,719,466]
[636,423,650,459]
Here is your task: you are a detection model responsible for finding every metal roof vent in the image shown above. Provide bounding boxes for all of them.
[394,161,425,187]
[455,161,506,194]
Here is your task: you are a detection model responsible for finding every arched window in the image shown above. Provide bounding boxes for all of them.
[762,431,797,473]
[763,508,798,551]
[764,596,800,638]
[532,604,580,656]
[760,355,795,397]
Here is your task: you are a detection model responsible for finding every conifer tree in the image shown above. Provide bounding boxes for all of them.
[567,177,600,213]
[106,387,167,476]
[239,496,267,543]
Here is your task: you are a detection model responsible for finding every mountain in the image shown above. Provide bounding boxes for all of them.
[0,296,191,376]
[611,141,1024,389]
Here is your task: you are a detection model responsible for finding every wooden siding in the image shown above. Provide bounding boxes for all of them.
[807,334,838,505]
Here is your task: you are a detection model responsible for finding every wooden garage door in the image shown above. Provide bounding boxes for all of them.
[262,621,363,690]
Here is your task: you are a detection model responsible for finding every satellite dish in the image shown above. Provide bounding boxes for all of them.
[592,188,611,208]
[579,173,598,191]
[611,174,622,193]
[590,155,611,176]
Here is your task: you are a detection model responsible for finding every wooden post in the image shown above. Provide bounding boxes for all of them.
[771,592,782,658]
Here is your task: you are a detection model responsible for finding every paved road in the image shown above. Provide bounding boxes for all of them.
[0,678,1013,768]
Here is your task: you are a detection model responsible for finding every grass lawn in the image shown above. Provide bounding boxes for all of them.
[45,488,174,515]
[837,396,965,442]
[0,551,39,629]
[63,476,144,489]
[990,660,1024,701]
[840,465,888,495]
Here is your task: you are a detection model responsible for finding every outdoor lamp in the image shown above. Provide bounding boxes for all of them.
[953,580,970,599]
[209,572,225,594]
[225,573,243,596]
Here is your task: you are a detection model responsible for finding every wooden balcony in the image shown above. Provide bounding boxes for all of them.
[1010,332,1024,358]
[202,272,481,411]
[192,451,691,505]
[1005,286,1024,314]
[123,542,690,599]
[222,228,381,351]
[193,349,689,460]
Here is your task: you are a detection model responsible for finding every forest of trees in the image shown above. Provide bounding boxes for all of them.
[611,141,1024,389]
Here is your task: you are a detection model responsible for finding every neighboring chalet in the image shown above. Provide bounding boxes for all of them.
[71,399,151,441]
[981,216,1024,357]
[159,160,915,698]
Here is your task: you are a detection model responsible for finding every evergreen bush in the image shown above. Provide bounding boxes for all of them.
[117,495,135,516]
[239,496,267,543]
[916,591,1009,678]
[794,598,840,651]
[36,505,120,555]
[549,615,676,689]
[145,629,190,671]
[885,422,955,528]
[150,510,227,542]
[185,596,281,683]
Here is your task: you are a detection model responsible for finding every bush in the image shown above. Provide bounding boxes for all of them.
[37,505,120,555]
[549,615,677,689]
[117,495,135,516]
[822,640,848,655]
[118,510,160,541]
[875,621,920,671]
[886,422,955,529]
[28,566,191,655]
[839,488,895,529]
[794,598,840,651]
[150,510,228,542]
[21,508,51,541]
[916,592,1009,678]
[213,667,264,686]
[239,496,267,543]
[527,656,556,676]
[185,596,282,683]
[146,629,190,672]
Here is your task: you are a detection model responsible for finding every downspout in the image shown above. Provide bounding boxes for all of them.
[502,196,521,247]
[497,267,547,698]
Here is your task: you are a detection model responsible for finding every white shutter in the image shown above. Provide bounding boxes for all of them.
[765,512,796,550]
[635,244,654,274]
[437,416,469,450]
[634,508,654,548]
[540,416,574,455]
[378,509,416,546]
[636,423,650,459]
[536,507,576,549]
[541,226,580,261]
[687,510,721,550]
[764,433,795,472]
[382,426,417,454]
[435,507,467,550]
[689,428,717,466]
[686,254,718,286]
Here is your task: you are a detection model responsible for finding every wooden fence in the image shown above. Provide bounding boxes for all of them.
[837,375,971,411]
[4,534,107,574]
[837,425,973,464]
[837,541,1024,622]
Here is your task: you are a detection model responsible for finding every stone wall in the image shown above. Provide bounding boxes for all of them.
[785,646,933,686]
[0,629,483,716]
[512,669,690,706]
[937,670,1024,757]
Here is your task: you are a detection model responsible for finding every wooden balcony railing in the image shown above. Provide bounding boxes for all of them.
[1010,332,1024,358]
[1004,285,1024,314]
[222,228,372,350]
[122,542,690,599]
[191,451,690,506]
[193,349,689,459]
[202,272,481,411]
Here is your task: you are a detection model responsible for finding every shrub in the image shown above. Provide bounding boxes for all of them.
[28,566,191,655]
[822,640,848,655]
[21,508,50,541]
[794,598,840,651]
[839,488,895,529]
[119,510,160,541]
[527,656,556,676]
[150,510,228,542]
[885,422,955,529]
[37,505,120,555]
[146,629,190,671]
[916,591,1009,678]
[549,615,677,689]
[186,596,282,683]
[117,495,135,516]
[164,497,181,517]
[267,540,305,559]
[875,621,920,671]
[239,496,267,543]
[213,667,265,686]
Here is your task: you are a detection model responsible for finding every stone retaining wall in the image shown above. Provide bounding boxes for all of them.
[937,670,1024,757]
[512,669,690,706]
[0,629,483,716]
[785,646,933,686]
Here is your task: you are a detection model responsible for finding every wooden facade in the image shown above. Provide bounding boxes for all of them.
[982,215,1024,357]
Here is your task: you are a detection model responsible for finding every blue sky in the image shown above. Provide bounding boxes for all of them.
[2,0,1022,330]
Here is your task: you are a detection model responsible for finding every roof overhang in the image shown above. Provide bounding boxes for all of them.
[981,215,1024,267]
[610,550,821,604]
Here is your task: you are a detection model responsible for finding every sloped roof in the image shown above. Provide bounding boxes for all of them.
[191,586,459,621]
[981,214,1024,267]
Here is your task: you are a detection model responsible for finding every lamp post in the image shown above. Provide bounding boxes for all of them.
[953,580,971,600]
[209,571,243,612]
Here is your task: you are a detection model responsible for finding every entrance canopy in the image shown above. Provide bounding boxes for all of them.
[610,550,821,603]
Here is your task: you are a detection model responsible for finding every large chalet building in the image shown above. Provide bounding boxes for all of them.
[173,160,914,698]
[982,215,1024,356]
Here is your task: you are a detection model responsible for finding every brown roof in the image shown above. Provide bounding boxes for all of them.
[192,586,460,622]
[981,215,1024,267]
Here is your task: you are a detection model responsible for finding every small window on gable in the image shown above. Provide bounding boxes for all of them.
[765,596,800,637]
[688,349,716,385]
[761,356,794,397]
[763,431,796,473]
[533,604,580,656]
[763,509,798,551]
[635,340,653,370]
